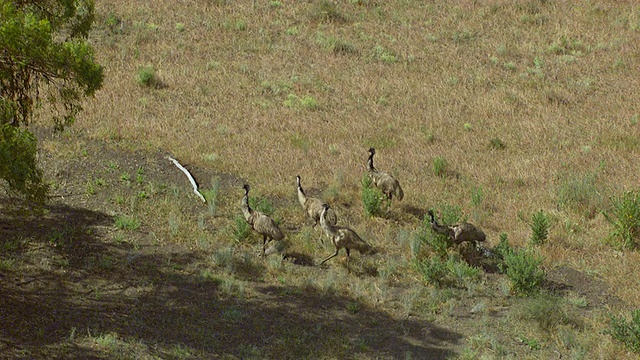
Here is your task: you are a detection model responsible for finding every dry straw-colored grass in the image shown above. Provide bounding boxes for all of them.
[27,2,639,355]
[72,0,640,303]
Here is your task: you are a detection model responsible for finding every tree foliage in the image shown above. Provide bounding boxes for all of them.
[0,0,103,203]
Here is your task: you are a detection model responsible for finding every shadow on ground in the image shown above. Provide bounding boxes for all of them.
[0,199,463,358]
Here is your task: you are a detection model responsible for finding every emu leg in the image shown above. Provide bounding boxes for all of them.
[319,248,340,265]
[345,248,351,272]
[262,235,270,257]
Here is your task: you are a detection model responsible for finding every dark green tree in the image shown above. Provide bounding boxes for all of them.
[0,0,103,204]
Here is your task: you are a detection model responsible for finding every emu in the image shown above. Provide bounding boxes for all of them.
[319,203,374,267]
[426,209,486,244]
[296,175,337,241]
[367,147,404,202]
[241,184,284,256]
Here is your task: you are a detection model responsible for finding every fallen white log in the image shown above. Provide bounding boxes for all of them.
[166,156,206,203]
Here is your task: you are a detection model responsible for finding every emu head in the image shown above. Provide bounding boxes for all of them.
[368,147,376,156]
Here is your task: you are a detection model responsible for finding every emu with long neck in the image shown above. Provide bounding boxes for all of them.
[319,204,373,267]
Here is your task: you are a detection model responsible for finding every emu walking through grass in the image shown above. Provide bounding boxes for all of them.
[427,209,486,244]
[296,175,337,242]
[319,204,374,267]
[241,184,284,256]
[367,147,404,203]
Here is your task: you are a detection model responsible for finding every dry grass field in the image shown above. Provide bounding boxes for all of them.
[3,0,640,358]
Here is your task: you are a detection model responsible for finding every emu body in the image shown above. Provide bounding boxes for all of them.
[319,204,373,267]
[241,184,284,256]
[367,148,404,202]
[427,210,486,244]
[296,175,337,241]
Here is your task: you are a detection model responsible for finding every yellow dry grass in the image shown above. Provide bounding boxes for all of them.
[73,0,640,301]
[28,1,640,356]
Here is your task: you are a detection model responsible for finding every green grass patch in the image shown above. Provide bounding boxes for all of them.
[114,215,141,231]
[604,190,640,249]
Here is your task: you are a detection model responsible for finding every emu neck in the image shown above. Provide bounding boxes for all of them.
[320,209,337,237]
[367,155,377,172]
[296,184,307,207]
[241,192,253,223]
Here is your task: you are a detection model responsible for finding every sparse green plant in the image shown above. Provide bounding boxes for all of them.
[201,177,220,215]
[310,0,346,23]
[373,45,397,63]
[135,167,145,184]
[494,233,511,260]
[556,170,604,218]
[223,19,247,31]
[0,258,16,271]
[414,255,480,288]
[530,210,550,245]
[489,137,506,150]
[332,39,357,55]
[49,228,71,248]
[233,215,251,242]
[415,226,450,259]
[290,133,310,153]
[175,22,185,32]
[471,186,484,207]
[213,247,234,270]
[85,180,96,195]
[513,293,570,331]
[432,156,448,178]
[136,66,161,88]
[414,255,448,287]
[1,237,27,252]
[547,35,589,55]
[283,94,319,110]
[501,247,545,295]
[114,215,141,231]
[604,190,640,249]
[361,174,382,217]
[249,196,274,217]
[347,301,361,313]
[503,62,517,71]
[120,172,131,182]
[463,123,472,131]
[606,309,640,353]
[518,336,541,350]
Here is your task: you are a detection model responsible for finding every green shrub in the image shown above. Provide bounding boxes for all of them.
[501,247,545,295]
[249,196,274,216]
[604,190,640,249]
[361,174,382,217]
[414,256,448,287]
[114,215,141,231]
[493,233,511,260]
[414,255,480,288]
[530,210,550,245]
[489,138,506,150]
[432,156,448,178]
[606,309,640,353]
[233,215,251,242]
[415,227,451,259]
[135,66,161,88]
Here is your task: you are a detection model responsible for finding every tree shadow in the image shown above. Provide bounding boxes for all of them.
[0,242,464,359]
